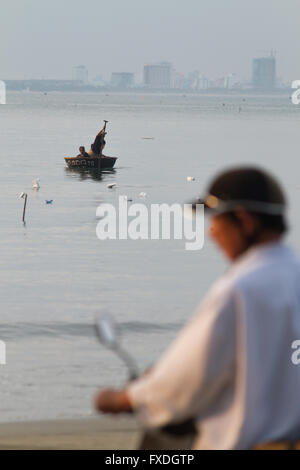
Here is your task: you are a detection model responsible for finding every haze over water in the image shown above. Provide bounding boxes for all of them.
[0,91,299,422]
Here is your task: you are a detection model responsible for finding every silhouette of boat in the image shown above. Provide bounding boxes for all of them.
[64,120,117,170]
[64,155,117,170]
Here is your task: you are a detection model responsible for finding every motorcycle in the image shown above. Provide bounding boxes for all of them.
[95,314,197,450]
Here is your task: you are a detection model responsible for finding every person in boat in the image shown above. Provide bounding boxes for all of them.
[91,125,106,155]
[95,166,300,450]
[77,146,89,157]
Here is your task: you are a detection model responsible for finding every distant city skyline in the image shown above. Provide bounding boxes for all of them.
[1,54,291,90]
[64,55,285,89]
[4,54,288,92]
[0,53,294,85]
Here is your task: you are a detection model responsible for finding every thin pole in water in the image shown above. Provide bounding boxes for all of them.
[19,192,28,224]
[22,194,27,223]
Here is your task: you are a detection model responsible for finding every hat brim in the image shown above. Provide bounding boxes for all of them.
[190,196,218,213]
[189,196,286,215]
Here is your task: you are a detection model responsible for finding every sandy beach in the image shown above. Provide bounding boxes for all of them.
[0,417,140,450]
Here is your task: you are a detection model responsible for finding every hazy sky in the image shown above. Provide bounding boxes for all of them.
[1,0,300,81]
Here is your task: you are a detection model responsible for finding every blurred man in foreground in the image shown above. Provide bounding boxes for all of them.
[95,166,300,450]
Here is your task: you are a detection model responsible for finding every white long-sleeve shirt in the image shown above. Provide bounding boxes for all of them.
[127,241,300,449]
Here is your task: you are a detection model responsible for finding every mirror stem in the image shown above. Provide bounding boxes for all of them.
[115,346,139,381]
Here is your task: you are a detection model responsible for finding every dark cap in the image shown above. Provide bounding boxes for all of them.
[192,167,286,215]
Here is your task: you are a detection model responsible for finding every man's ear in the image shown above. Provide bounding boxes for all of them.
[234,208,259,235]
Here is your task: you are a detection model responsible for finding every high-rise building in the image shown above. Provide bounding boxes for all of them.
[252,55,276,89]
[143,62,172,89]
[188,71,210,90]
[72,65,88,84]
[110,72,134,88]
[92,74,106,87]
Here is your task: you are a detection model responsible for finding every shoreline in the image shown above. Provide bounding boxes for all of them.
[0,417,140,450]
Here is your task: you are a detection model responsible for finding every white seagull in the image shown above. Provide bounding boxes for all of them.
[32,178,40,189]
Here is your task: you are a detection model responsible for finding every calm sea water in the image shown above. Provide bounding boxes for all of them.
[0,91,299,422]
